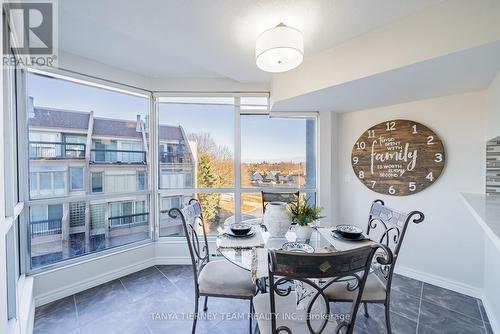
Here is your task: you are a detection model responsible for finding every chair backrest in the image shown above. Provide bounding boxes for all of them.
[262,191,299,213]
[366,199,424,290]
[168,199,209,291]
[267,244,392,334]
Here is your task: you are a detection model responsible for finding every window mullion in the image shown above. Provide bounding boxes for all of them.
[234,98,241,224]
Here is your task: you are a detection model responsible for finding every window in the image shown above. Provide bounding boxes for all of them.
[158,98,234,189]
[90,204,105,229]
[137,171,146,190]
[26,71,151,270]
[20,70,314,271]
[158,96,235,236]
[105,169,136,193]
[39,172,51,190]
[70,167,84,190]
[109,201,148,227]
[157,95,316,238]
[30,170,66,198]
[91,172,103,193]
[69,202,86,227]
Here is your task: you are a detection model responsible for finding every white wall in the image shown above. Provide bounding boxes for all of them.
[337,91,488,292]
[487,69,500,140]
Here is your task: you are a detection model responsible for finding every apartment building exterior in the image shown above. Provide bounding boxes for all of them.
[28,98,195,267]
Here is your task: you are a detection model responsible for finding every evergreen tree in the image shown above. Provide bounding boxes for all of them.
[197,153,221,224]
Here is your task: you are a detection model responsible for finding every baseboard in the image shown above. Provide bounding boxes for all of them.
[395,265,482,299]
[154,256,191,265]
[34,258,156,307]
[482,295,499,334]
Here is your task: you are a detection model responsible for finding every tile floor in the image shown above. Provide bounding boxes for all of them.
[34,265,493,334]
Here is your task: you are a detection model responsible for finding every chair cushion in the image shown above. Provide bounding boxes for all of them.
[198,260,255,297]
[324,274,386,302]
[253,292,339,334]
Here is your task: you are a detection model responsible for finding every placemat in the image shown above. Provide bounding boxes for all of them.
[251,247,268,283]
[218,229,265,249]
[316,227,373,251]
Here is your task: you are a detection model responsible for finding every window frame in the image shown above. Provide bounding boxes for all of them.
[154,93,319,238]
[70,167,84,191]
[21,68,153,274]
[15,68,319,273]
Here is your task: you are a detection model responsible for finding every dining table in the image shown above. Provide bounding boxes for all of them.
[216,218,375,290]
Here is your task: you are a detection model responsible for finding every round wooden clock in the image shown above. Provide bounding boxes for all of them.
[351,119,445,196]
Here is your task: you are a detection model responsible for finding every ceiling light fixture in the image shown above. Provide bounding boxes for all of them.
[255,23,304,73]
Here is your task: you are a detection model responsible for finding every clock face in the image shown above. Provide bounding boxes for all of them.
[351,119,445,196]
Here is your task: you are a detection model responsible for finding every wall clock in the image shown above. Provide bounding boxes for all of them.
[351,119,445,196]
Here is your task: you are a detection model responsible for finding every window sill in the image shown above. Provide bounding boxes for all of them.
[29,239,153,275]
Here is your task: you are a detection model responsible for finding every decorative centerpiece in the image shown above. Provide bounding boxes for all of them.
[263,202,292,237]
[289,198,324,240]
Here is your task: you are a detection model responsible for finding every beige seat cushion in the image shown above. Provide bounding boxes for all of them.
[198,260,255,297]
[324,274,386,302]
[254,292,339,334]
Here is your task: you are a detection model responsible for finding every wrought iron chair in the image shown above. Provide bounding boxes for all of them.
[168,199,256,334]
[261,191,300,214]
[325,199,424,334]
[253,244,392,334]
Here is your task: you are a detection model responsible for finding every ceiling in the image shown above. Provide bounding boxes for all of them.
[271,41,500,112]
[59,0,445,83]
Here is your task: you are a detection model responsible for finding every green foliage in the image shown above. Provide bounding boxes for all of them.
[288,197,324,226]
[197,153,221,224]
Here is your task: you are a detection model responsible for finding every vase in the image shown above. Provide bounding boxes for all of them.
[263,202,292,237]
[295,225,313,241]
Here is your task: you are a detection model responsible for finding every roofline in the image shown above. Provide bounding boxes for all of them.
[33,105,91,116]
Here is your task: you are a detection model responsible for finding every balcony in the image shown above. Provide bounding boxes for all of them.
[30,219,62,237]
[29,141,86,160]
[90,149,146,164]
[159,151,190,164]
[108,212,149,229]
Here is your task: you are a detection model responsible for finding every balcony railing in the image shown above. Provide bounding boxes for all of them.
[159,152,190,164]
[31,219,62,237]
[108,212,149,228]
[29,141,86,160]
[90,149,146,164]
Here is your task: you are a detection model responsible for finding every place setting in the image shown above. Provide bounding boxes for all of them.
[218,222,265,249]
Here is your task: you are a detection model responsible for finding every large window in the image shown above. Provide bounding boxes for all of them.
[17,70,317,272]
[26,71,151,270]
[157,96,317,237]
[158,97,235,236]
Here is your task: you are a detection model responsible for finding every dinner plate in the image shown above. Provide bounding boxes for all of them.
[331,230,368,242]
[335,224,363,238]
[281,242,315,253]
[224,228,256,238]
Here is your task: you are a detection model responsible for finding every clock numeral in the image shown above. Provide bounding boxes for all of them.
[386,121,396,131]
[434,153,443,162]
[371,180,376,189]
[427,135,434,145]
[426,172,434,182]
[352,156,359,164]
[355,141,366,150]
[409,182,416,192]
[367,130,375,138]
[358,171,365,179]
[412,125,418,134]
[388,186,396,194]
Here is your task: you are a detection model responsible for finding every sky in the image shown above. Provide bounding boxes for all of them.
[28,73,308,162]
